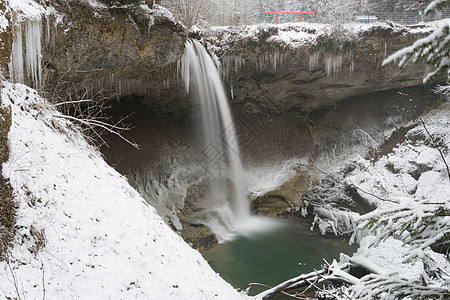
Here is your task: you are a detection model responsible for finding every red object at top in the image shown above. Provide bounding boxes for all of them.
[264,12,315,24]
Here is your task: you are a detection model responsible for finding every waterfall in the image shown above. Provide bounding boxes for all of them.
[180,40,251,241]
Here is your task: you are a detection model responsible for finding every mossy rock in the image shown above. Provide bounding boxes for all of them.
[180,223,217,252]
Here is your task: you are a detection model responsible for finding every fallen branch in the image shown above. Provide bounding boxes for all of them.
[253,261,352,300]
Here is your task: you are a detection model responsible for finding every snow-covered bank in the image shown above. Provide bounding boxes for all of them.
[0,82,248,299]
[307,102,450,299]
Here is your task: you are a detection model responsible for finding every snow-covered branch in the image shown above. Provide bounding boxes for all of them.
[383,0,450,84]
[253,261,354,300]
[355,198,450,260]
[350,273,450,299]
[425,0,450,15]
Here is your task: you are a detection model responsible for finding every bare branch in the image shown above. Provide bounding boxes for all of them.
[48,99,93,108]
[52,114,140,149]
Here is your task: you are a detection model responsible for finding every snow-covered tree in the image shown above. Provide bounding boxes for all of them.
[383,0,450,84]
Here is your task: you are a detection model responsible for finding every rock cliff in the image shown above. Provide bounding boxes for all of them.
[2,2,438,116]
[198,23,435,114]
[1,1,186,111]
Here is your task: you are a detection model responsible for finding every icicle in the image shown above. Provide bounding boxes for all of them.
[25,18,43,89]
[219,55,245,79]
[349,52,355,77]
[325,54,343,77]
[259,55,265,72]
[10,16,43,89]
[350,59,355,77]
[272,52,278,71]
[231,83,234,100]
[234,54,243,74]
[309,51,320,71]
[45,16,50,45]
[384,42,387,60]
[10,22,24,83]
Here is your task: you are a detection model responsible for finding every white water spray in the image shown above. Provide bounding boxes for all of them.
[181,40,267,241]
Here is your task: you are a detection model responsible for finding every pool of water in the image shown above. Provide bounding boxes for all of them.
[202,219,357,297]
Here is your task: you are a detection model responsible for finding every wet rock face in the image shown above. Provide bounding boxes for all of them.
[199,25,433,114]
[176,178,225,251]
[251,171,312,216]
[42,1,186,111]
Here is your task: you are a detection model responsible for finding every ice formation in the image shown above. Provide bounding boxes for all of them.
[257,52,287,72]
[10,16,43,89]
[85,74,149,100]
[325,54,343,77]
[309,51,320,71]
[221,54,245,79]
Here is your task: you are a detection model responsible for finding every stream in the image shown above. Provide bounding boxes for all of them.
[202,219,357,297]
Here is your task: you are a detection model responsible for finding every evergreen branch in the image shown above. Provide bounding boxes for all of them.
[425,0,450,15]
[383,22,450,85]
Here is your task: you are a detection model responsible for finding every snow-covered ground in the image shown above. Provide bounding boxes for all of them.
[0,82,248,299]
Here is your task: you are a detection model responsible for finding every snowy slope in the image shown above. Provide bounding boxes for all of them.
[0,82,248,299]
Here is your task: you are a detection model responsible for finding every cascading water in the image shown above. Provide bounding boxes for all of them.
[180,40,252,241]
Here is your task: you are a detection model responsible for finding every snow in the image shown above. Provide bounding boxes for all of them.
[265,24,321,47]
[149,4,180,25]
[0,82,248,300]
[0,6,10,32]
[344,104,450,205]
[85,0,108,10]
[245,159,303,199]
[347,236,450,299]
[8,0,45,21]
[353,236,424,277]
[200,20,438,57]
